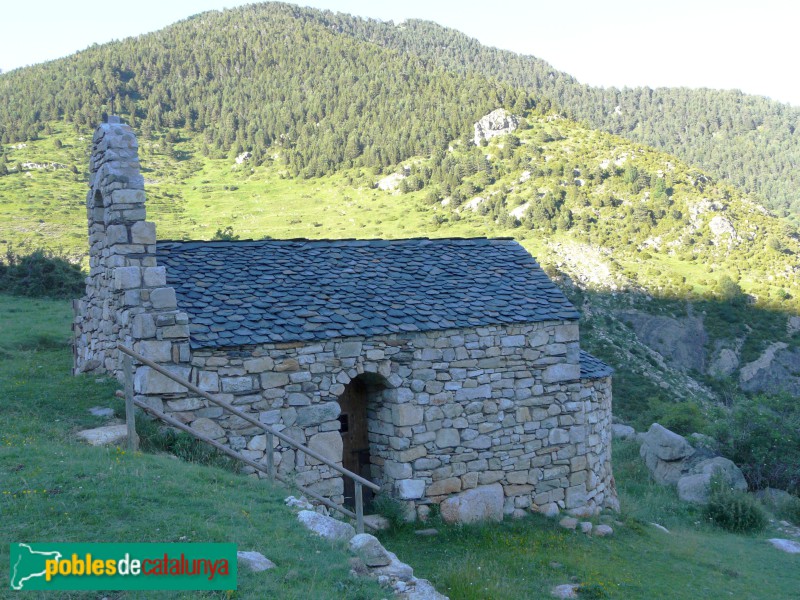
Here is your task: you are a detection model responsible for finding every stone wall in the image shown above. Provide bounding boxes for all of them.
[74,118,616,520]
[73,117,191,378]
[134,320,616,518]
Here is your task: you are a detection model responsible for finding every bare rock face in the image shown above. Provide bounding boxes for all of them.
[440,483,504,524]
[473,109,519,145]
[618,310,707,372]
[739,343,800,396]
[349,533,392,567]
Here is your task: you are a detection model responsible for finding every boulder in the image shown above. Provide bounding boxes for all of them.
[349,533,392,567]
[77,425,127,446]
[404,577,450,600]
[767,539,800,554]
[691,457,747,490]
[677,473,715,504]
[88,406,115,418]
[594,524,614,537]
[559,517,578,530]
[611,424,636,440]
[551,583,580,598]
[677,457,748,504]
[237,551,275,572]
[363,514,391,531]
[371,550,414,582]
[440,483,504,524]
[297,510,355,542]
[640,423,695,485]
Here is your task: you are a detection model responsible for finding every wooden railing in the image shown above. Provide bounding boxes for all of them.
[116,344,380,533]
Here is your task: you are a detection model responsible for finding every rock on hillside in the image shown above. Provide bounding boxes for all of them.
[618,310,707,372]
[473,109,519,145]
[739,343,800,396]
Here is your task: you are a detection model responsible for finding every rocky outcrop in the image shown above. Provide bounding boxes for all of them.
[473,109,519,145]
[640,423,748,504]
[618,310,706,372]
[739,343,800,396]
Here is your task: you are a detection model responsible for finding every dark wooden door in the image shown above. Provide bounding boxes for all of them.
[338,378,372,507]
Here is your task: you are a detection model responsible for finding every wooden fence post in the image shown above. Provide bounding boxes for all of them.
[355,481,364,534]
[266,431,274,481]
[123,353,139,452]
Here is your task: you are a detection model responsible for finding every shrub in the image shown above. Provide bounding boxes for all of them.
[369,494,409,529]
[703,474,767,533]
[135,413,238,471]
[0,246,84,298]
[713,394,800,494]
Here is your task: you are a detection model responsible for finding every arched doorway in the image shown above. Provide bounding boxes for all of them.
[337,375,380,508]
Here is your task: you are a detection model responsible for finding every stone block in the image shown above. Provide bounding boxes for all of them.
[261,372,290,388]
[131,221,156,244]
[542,363,580,383]
[133,339,172,362]
[501,335,526,347]
[167,397,204,411]
[440,483,503,524]
[455,384,492,402]
[221,376,254,393]
[384,461,412,480]
[109,187,144,203]
[296,402,341,427]
[197,370,220,392]
[435,428,460,448]
[335,341,362,358]
[392,403,423,427]
[549,428,570,445]
[150,287,177,310]
[244,357,274,373]
[191,417,226,440]
[396,479,426,500]
[142,266,166,287]
[134,365,190,394]
[113,266,141,290]
[308,431,343,464]
[106,224,129,245]
[426,477,461,496]
[555,323,580,343]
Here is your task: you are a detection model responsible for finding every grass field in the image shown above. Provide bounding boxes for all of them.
[2,294,798,599]
[0,295,383,599]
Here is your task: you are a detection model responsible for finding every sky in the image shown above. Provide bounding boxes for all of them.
[0,0,797,106]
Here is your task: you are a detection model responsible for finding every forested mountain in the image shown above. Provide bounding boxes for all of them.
[0,4,532,177]
[1,2,798,219]
[302,12,800,219]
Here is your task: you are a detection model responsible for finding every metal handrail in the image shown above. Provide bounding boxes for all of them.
[117,344,378,532]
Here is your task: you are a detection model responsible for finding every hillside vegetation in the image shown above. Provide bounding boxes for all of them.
[1,1,799,449]
[2,296,798,600]
[1,2,799,220]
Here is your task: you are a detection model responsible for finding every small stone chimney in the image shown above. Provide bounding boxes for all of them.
[73,117,190,379]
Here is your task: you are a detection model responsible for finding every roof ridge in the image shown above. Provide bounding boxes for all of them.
[157,236,517,245]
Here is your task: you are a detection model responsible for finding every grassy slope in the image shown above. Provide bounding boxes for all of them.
[2,117,800,416]
[2,298,799,600]
[0,294,383,599]
[378,440,799,600]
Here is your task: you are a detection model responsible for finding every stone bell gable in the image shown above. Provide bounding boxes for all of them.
[74,118,617,520]
[73,116,191,377]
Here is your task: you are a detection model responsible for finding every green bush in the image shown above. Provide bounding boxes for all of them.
[703,475,767,533]
[714,393,800,494]
[0,246,85,298]
[369,494,409,529]
[135,413,238,471]
[775,495,800,525]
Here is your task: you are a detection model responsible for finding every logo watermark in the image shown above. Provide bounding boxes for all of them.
[9,543,237,591]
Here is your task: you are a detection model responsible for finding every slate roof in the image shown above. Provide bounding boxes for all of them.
[156,237,580,349]
[579,351,614,379]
